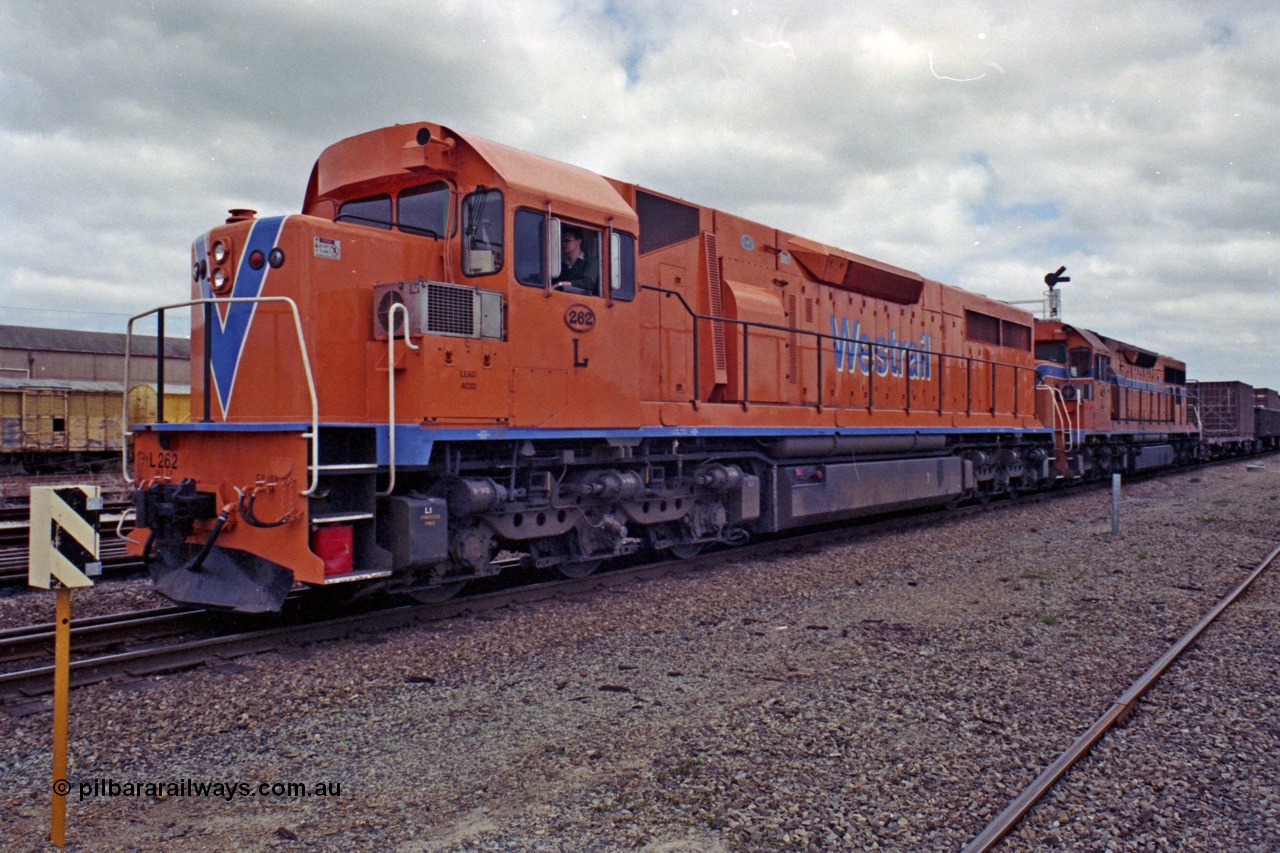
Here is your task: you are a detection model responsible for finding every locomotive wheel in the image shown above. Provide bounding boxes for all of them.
[666,543,704,559]
[559,559,602,579]
[409,581,466,604]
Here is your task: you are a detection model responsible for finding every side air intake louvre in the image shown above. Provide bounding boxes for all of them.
[373,280,504,341]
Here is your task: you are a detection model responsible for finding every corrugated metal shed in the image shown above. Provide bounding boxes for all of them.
[0,325,189,358]
[0,376,192,394]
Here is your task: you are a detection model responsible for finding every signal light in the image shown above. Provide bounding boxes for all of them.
[248,249,265,270]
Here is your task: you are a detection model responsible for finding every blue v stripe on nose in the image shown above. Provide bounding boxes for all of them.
[199,216,286,416]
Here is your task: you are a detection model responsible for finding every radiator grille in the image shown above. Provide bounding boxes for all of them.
[705,233,728,385]
[427,282,475,336]
[372,280,504,341]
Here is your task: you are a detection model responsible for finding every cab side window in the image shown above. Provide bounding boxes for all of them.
[513,209,636,301]
[514,210,547,286]
[610,232,636,301]
[1069,347,1093,378]
[462,188,503,276]
[553,226,601,295]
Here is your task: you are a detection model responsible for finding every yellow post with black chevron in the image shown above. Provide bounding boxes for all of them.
[29,484,101,848]
[29,485,102,590]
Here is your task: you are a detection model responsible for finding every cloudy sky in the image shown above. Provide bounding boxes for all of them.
[3,1,1276,384]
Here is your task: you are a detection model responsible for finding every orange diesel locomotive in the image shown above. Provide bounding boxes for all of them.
[126,122,1158,611]
[1033,320,1198,477]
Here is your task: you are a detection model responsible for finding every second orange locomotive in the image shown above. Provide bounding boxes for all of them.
[127,122,1184,611]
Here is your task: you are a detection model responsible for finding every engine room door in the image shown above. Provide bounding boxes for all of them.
[657,262,694,402]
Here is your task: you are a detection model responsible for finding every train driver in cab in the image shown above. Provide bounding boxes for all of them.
[553,226,599,295]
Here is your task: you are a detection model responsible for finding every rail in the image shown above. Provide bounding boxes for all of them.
[963,542,1280,852]
[123,298,322,496]
[642,285,1037,418]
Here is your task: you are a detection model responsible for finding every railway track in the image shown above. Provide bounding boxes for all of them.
[0,538,143,584]
[0,604,204,666]
[0,497,1007,715]
[2,459,1273,848]
[962,543,1280,851]
[0,473,128,507]
[1,456,1272,718]
[0,572,628,715]
[3,464,1276,848]
[0,501,139,584]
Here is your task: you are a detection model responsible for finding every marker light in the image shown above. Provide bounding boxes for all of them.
[268,248,285,268]
[248,249,265,270]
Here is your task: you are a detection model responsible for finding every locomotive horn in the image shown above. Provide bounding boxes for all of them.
[1044,266,1070,288]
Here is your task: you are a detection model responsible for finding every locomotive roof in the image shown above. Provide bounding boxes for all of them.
[306,123,636,225]
[0,325,189,359]
[1069,325,1110,353]
[1053,323,1184,369]
[462,132,637,224]
[1097,333,1160,362]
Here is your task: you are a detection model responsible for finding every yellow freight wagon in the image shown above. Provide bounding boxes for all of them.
[0,378,189,473]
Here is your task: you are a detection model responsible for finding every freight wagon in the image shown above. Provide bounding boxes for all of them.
[1188,380,1270,456]
[1,378,189,473]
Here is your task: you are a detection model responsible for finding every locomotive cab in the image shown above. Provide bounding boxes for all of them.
[126,122,670,612]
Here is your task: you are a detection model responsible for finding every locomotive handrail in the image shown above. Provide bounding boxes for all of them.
[642,284,1037,419]
[1048,384,1077,452]
[379,302,418,496]
[122,297,322,496]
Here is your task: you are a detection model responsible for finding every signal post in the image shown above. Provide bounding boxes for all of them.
[28,485,102,848]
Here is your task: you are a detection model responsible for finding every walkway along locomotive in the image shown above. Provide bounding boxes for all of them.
[125,122,1211,612]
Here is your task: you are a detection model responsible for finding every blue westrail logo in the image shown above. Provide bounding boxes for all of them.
[830,317,933,379]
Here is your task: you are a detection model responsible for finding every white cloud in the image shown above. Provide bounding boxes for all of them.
[1,0,1277,384]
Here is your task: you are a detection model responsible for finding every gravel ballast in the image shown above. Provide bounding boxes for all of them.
[2,461,1278,851]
